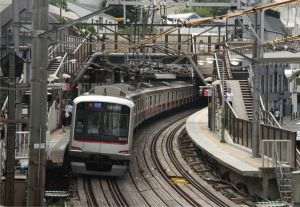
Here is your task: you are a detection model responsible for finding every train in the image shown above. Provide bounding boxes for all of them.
[68,81,198,176]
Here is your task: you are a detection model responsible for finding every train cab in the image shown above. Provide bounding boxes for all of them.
[69,95,134,176]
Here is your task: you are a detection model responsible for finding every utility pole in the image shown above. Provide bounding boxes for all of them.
[252,10,264,157]
[4,0,17,205]
[26,0,48,206]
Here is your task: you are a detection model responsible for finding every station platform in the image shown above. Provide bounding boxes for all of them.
[46,128,70,166]
[185,108,263,177]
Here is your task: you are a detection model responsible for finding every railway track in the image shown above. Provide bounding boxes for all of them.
[179,133,254,206]
[76,177,129,207]
[71,109,238,206]
[149,117,237,207]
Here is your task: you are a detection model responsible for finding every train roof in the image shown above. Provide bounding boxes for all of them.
[84,81,193,99]
[73,95,135,108]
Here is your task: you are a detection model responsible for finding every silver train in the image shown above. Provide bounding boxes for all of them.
[68,81,197,176]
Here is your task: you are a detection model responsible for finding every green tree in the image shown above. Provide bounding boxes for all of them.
[181,0,230,17]
[49,0,67,9]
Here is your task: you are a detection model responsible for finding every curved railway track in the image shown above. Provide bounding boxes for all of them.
[72,109,237,207]
[149,117,236,207]
[76,177,129,207]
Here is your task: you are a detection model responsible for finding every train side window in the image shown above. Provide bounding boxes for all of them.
[150,96,152,106]
[168,92,170,101]
[159,94,161,104]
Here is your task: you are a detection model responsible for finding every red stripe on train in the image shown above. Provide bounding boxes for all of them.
[74,139,128,145]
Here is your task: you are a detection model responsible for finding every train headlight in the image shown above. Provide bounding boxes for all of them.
[70,145,82,152]
[118,150,129,154]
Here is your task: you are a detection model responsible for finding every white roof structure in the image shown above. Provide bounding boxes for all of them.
[48,5,80,20]
[167,12,200,20]
[74,95,135,108]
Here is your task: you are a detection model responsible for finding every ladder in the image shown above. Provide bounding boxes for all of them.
[274,148,293,203]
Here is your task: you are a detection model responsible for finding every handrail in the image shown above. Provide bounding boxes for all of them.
[226,101,239,118]
[48,44,60,60]
[72,34,91,55]
[1,77,24,113]
[52,53,68,79]
[214,53,224,93]
[224,48,233,79]
[259,95,281,128]
[296,148,300,168]
[259,95,266,111]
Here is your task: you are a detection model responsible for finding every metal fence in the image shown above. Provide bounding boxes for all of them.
[261,140,292,168]
[0,131,30,178]
[225,103,252,148]
[225,103,296,167]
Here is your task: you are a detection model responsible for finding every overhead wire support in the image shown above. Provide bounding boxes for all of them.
[4,0,17,205]
[26,0,48,205]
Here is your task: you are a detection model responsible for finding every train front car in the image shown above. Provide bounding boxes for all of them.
[69,96,134,176]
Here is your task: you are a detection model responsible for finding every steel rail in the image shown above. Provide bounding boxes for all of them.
[107,179,129,207]
[150,115,200,207]
[82,178,98,207]
[166,123,233,207]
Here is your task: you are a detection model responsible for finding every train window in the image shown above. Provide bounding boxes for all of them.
[150,96,152,106]
[154,95,156,105]
[74,102,130,142]
[159,94,161,104]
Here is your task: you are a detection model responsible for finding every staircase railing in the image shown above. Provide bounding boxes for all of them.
[0,139,4,180]
[1,77,24,113]
[48,44,60,61]
[214,53,223,94]
[49,53,68,82]
[259,95,281,128]
[296,148,300,168]
[68,34,92,76]
[224,47,233,79]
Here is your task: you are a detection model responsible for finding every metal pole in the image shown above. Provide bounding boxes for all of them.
[4,0,18,205]
[123,2,126,24]
[4,37,16,207]
[252,10,264,158]
[60,0,62,22]
[26,0,48,205]
[221,58,225,143]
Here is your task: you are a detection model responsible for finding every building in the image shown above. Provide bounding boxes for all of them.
[66,2,118,34]
[229,8,292,118]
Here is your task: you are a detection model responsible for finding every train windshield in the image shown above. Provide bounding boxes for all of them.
[74,102,130,142]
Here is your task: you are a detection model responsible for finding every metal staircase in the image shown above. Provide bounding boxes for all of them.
[275,163,293,203]
[215,54,228,93]
[239,80,253,120]
[48,59,61,76]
